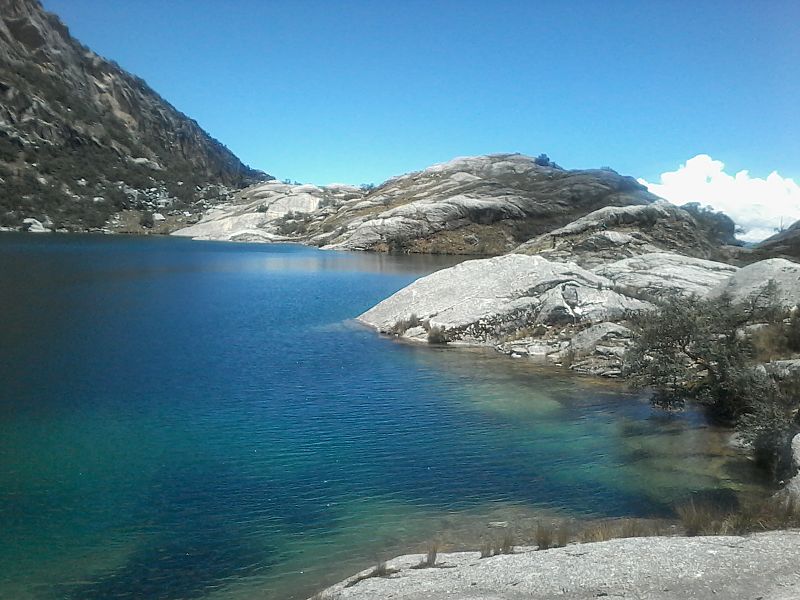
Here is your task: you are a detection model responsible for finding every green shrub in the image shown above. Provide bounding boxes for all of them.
[391,314,420,335]
[787,311,800,352]
[624,284,800,481]
[426,326,448,345]
[139,211,155,228]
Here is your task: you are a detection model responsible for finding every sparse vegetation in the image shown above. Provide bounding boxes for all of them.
[411,544,439,569]
[534,522,554,550]
[139,210,155,228]
[344,561,398,588]
[390,314,420,335]
[500,531,515,554]
[478,532,515,558]
[676,500,721,536]
[426,325,448,345]
[275,211,312,235]
[624,284,800,480]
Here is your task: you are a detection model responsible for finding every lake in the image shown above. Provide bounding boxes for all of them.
[0,234,765,599]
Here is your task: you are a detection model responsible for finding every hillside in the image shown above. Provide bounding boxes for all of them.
[0,0,268,231]
[754,220,800,261]
[176,154,678,255]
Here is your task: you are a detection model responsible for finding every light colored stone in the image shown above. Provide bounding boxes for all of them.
[710,258,800,309]
[514,203,728,267]
[358,254,651,345]
[313,532,800,600]
[322,154,658,254]
[172,180,363,241]
[21,217,49,232]
[594,252,738,298]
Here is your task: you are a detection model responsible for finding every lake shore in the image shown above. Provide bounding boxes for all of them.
[312,531,800,600]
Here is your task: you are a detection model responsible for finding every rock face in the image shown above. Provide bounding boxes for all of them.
[514,203,733,268]
[784,434,800,502]
[0,0,267,231]
[358,254,651,348]
[313,532,800,600]
[594,252,738,299]
[710,258,800,309]
[359,252,746,375]
[320,155,660,254]
[755,220,800,261]
[173,181,363,242]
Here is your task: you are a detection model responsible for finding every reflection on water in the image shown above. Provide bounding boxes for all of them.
[0,234,767,600]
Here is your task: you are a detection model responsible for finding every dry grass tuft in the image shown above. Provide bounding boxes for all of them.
[581,521,616,543]
[411,543,439,569]
[500,531,515,554]
[345,561,399,588]
[535,522,554,550]
[676,500,723,536]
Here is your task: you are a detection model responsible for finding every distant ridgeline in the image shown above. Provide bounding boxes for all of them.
[0,0,269,230]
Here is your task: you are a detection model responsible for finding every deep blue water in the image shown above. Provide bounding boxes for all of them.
[0,234,764,599]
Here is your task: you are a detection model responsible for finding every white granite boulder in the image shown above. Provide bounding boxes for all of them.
[358,254,650,345]
[710,258,800,309]
[594,252,738,299]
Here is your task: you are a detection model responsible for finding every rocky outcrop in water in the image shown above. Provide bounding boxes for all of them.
[0,0,267,230]
[358,251,746,375]
[359,254,652,346]
[594,252,738,299]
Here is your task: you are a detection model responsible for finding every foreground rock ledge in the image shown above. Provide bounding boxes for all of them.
[312,532,800,600]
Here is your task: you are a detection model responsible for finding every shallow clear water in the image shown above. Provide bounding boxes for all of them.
[0,234,765,599]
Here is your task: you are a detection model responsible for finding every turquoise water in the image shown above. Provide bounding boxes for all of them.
[0,234,764,599]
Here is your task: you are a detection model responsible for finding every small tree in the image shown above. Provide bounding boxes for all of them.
[139,211,155,228]
[624,284,799,479]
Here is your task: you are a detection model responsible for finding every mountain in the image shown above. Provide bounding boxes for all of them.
[0,0,268,231]
[514,203,739,267]
[176,153,673,255]
[176,153,736,260]
[754,220,800,261]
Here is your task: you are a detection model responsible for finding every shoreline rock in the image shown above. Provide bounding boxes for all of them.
[358,251,747,376]
[311,531,800,600]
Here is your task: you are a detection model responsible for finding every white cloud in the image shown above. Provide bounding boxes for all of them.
[638,154,800,243]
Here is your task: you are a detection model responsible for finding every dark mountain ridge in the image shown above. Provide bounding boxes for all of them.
[0,0,269,230]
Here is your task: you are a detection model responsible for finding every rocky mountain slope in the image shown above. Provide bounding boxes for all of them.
[176,154,728,256]
[514,203,738,267]
[754,220,800,261]
[173,180,363,243]
[0,0,267,231]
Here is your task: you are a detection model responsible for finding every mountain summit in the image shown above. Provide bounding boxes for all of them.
[0,0,269,230]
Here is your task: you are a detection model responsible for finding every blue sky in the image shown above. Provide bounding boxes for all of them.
[42,0,798,189]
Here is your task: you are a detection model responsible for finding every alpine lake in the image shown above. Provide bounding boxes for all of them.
[0,234,768,599]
